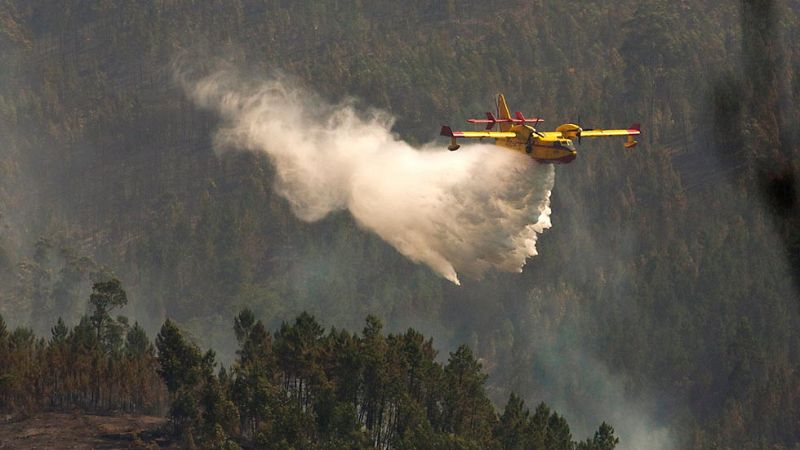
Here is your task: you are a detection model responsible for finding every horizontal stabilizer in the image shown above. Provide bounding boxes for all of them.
[467,116,544,126]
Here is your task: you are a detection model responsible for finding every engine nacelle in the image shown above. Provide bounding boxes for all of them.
[555,123,582,138]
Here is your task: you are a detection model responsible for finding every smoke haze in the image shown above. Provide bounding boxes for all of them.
[184,69,555,284]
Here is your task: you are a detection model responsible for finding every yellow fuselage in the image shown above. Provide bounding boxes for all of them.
[496,125,578,164]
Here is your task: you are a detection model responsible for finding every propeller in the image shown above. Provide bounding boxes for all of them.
[573,114,598,145]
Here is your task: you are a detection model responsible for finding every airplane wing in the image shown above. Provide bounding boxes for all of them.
[440,125,516,151]
[540,123,641,148]
[580,129,641,137]
[579,124,641,138]
[440,126,516,138]
[580,124,641,148]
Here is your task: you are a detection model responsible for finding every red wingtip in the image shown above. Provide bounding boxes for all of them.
[630,123,641,132]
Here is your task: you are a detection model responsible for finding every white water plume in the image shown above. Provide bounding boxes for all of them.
[184,70,555,285]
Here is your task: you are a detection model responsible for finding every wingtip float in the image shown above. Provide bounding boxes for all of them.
[441,94,641,163]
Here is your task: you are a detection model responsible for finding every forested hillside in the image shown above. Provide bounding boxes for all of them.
[1,1,799,448]
[0,281,617,449]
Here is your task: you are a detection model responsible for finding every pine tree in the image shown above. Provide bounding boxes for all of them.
[441,345,496,447]
[155,319,202,393]
[495,393,529,450]
[50,317,68,344]
[592,422,619,450]
[88,278,128,346]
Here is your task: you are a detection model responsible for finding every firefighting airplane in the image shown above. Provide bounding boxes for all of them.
[440,94,640,164]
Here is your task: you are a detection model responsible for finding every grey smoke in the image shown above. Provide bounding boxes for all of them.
[184,70,554,285]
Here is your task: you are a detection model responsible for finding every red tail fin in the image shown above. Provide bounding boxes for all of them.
[485,112,496,130]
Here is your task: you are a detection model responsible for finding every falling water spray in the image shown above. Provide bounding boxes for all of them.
[184,69,555,284]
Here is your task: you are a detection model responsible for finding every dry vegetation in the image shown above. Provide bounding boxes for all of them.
[0,412,170,449]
